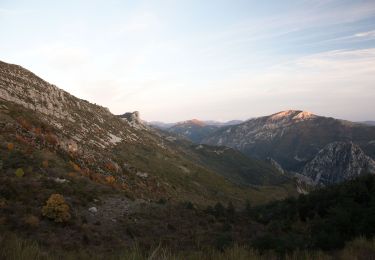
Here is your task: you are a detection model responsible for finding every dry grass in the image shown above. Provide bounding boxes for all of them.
[2,234,374,260]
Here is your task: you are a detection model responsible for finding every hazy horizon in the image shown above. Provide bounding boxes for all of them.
[1,0,375,122]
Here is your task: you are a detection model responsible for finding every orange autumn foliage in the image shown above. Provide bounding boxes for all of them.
[69,161,81,172]
[7,143,14,151]
[105,161,118,172]
[45,133,58,146]
[105,176,116,184]
[33,127,42,135]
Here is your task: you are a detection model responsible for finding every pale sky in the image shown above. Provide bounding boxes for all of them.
[1,0,375,122]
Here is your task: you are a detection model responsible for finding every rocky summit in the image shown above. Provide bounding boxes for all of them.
[203,110,375,172]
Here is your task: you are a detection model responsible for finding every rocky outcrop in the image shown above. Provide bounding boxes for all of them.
[118,111,148,130]
[119,111,141,124]
[302,141,375,186]
[266,158,285,174]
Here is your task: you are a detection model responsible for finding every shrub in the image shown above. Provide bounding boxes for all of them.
[23,215,40,228]
[42,194,71,223]
[7,143,14,151]
[105,176,116,184]
[70,161,81,172]
[15,168,24,178]
[45,133,58,146]
[184,201,195,210]
[3,151,31,169]
[227,202,235,215]
[42,160,49,168]
[157,198,167,204]
[215,232,233,250]
[214,202,225,217]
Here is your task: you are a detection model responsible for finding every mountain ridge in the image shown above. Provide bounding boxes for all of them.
[0,59,295,205]
[202,109,375,180]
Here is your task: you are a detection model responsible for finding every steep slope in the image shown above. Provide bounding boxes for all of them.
[203,110,375,172]
[0,60,294,205]
[166,119,219,143]
[155,133,291,186]
[302,141,375,186]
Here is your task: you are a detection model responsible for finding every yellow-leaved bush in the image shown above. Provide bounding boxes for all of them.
[15,168,24,177]
[42,194,71,223]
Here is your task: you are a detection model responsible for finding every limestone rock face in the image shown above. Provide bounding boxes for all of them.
[266,158,285,174]
[119,111,141,124]
[302,141,375,186]
[0,60,142,151]
[118,111,149,130]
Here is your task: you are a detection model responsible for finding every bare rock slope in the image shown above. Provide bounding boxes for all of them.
[302,141,375,186]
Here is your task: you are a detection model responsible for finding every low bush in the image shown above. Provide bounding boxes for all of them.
[42,194,71,223]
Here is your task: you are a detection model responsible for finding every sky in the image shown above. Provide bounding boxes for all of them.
[1,0,375,122]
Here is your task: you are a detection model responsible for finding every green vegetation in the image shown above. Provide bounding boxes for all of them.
[250,174,375,252]
[15,168,24,177]
[180,142,290,186]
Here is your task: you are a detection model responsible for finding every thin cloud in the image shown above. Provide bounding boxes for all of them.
[354,30,375,38]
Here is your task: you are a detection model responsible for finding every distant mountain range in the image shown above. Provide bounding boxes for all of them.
[360,121,375,126]
[149,110,375,187]
[149,119,243,130]
[149,119,243,143]
[202,110,375,186]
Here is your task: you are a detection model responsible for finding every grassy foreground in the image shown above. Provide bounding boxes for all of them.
[1,234,375,260]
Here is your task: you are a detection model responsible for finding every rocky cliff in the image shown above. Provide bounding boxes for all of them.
[302,141,375,186]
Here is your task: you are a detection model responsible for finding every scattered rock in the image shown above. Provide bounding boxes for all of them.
[89,207,98,213]
[54,178,69,184]
[179,165,190,174]
[136,172,148,179]
[166,136,177,142]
